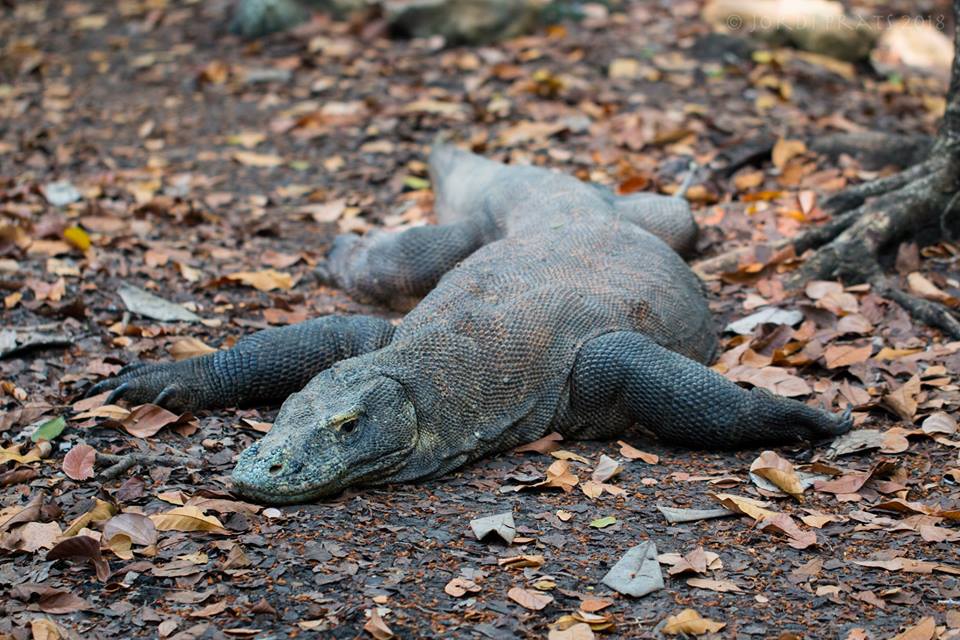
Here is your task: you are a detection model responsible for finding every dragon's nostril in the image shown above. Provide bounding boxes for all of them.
[269,463,283,475]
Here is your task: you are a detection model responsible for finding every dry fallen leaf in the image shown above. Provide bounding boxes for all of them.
[591,455,622,483]
[363,608,394,640]
[121,404,182,438]
[750,450,805,500]
[772,138,807,169]
[168,337,217,361]
[444,577,481,598]
[224,269,294,292]
[823,343,873,369]
[686,577,743,593]
[515,431,563,454]
[62,444,96,481]
[883,376,921,422]
[232,151,284,167]
[888,616,936,640]
[508,586,554,611]
[617,441,658,464]
[149,506,228,534]
[921,411,957,436]
[712,493,776,521]
[103,513,158,548]
[662,609,726,636]
[540,460,579,493]
[47,535,110,581]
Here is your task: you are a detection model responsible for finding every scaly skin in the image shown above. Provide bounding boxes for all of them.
[90,144,852,504]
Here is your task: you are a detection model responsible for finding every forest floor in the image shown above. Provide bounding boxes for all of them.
[2,1,960,638]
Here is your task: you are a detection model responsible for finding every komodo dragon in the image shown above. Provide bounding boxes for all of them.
[89,144,852,504]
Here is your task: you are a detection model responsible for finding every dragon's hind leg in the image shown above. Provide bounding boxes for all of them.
[570,331,851,449]
[86,316,394,412]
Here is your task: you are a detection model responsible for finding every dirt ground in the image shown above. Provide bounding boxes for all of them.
[2,1,960,638]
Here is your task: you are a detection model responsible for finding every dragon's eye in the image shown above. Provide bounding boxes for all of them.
[340,418,358,434]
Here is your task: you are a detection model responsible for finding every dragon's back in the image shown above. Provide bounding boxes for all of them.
[385,219,716,457]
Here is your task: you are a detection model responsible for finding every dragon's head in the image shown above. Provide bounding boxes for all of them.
[231,368,417,504]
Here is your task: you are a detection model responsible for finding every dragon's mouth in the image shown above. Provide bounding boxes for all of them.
[230,445,415,505]
[230,477,341,505]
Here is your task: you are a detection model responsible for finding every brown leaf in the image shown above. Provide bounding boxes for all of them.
[223,269,294,292]
[508,586,553,611]
[515,432,563,455]
[549,623,596,640]
[364,608,394,640]
[685,578,742,593]
[47,535,110,581]
[758,513,818,549]
[591,455,622,483]
[823,343,872,369]
[12,521,62,553]
[62,444,96,481]
[149,506,228,534]
[103,513,158,547]
[814,471,871,494]
[662,609,726,635]
[907,272,956,305]
[121,404,181,438]
[617,441,658,464]
[232,151,284,167]
[30,618,66,640]
[222,543,252,569]
[579,597,613,613]
[190,600,229,618]
[11,584,91,614]
[712,493,776,521]
[0,468,39,487]
[889,617,936,640]
[168,337,217,361]
[725,365,811,397]
[883,376,921,421]
[444,577,481,597]
[0,493,43,532]
[750,450,805,500]
[921,411,957,436]
[498,554,545,569]
[772,139,807,169]
[541,460,579,493]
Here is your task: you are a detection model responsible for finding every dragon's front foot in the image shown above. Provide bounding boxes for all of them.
[85,360,211,413]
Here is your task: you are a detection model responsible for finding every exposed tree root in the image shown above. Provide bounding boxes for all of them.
[872,276,960,339]
[821,155,949,214]
[784,169,954,285]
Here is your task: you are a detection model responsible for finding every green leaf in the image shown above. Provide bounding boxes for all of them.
[589,516,617,529]
[32,416,66,442]
[403,176,431,191]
